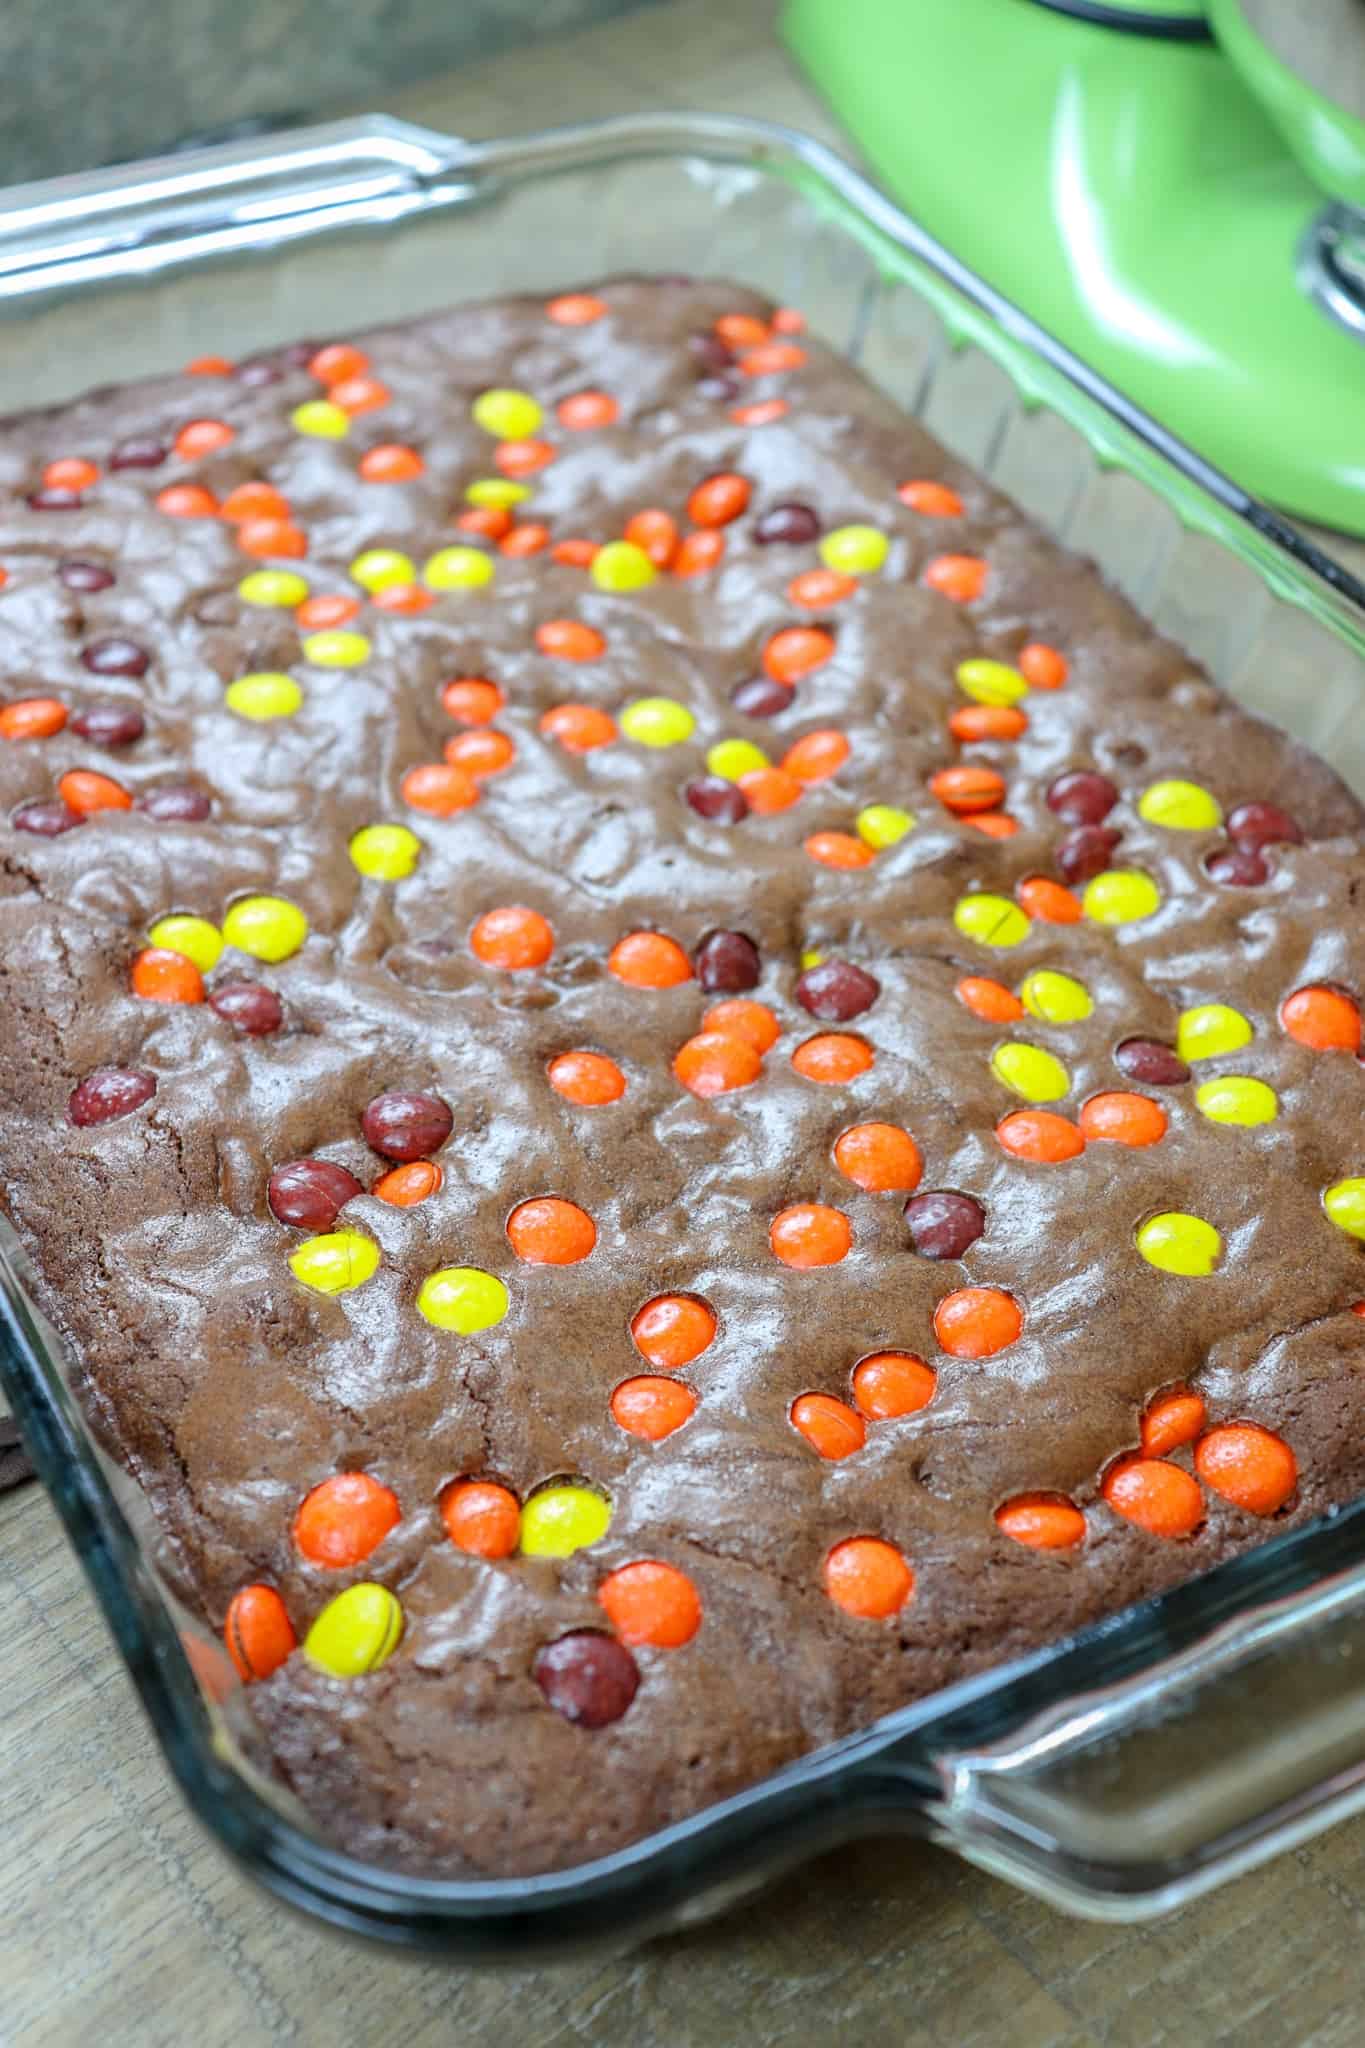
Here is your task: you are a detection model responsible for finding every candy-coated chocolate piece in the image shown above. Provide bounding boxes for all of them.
[541,703,617,753]
[953,894,1031,947]
[304,630,371,670]
[442,676,504,724]
[547,293,606,323]
[1078,1092,1167,1146]
[794,959,879,1021]
[472,388,543,439]
[222,895,308,961]
[706,738,768,782]
[520,1482,611,1558]
[423,547,495,591]
[957,976,1025,1023]
[590,540,656,591]
[291,400,350,438]
[631,1294,717,1367]
[731,676,795,719]
[466,478,530,507]
[1228,801,1302,851]
[362,1091,452,1162]
[58,769,131,814]
[373,1160,442,1207]
[991,1043,1071,1103]
[148,914,222,972]
[1,697,66,741]
[791,1033,872,1083]
[294,1471,400,1566]
[209,982,282,1034]
[753,502,820,545]
[903,1189,986,1256]
[536,620,605,661]
[687,473,750,528]
[68,701,143,747]
[507,1196,596,1264]
[1176,1003,1253,1063]
[738,765,802,814]
[949,704,1027,742]
[611,1376,699,1440]
[791,1391,867,1461]
[534,1631,638,1726]
[932,763,1004,815]
[608,930,692,988]
[174,418,234,459]
[923,553,986,602]
[82,637,150,677]
[225,1584,296,1681]
[823,1538,914,1618]
[1195,1424,1297,1515]
[137,784,212,821]
[110,437,167,469]
[417,1266,509,1333]
[548,1050,627,1105]
[349,548,416,592]
[1103,1458,1204,1538]
[238,569,310,607]
[402,762,479,816]
[1135,1212,1222,1275]
[620,697,695,747]
[933,1286,1022,1357]
[1324,1178,1365,1239]
[1019,969,1091,1024]
[298,594,361,630]
[1019,643,1070,689]
[851,1352,936,1418]
[898,479,963,516]
[27,486,83,510]
[470,905,554,969]
[598,1561,702,1648]
[68,1067,156,1126]
[685,776,749,822]
[1046,771,1117,825]
[833,1122,922,1192]
[58,558,116,590]
[769,1203,852,1268]
[819,525,887,575]
[304,1584,403,1677]
[783,729,850,783]
[1206,847,1270,887]
[1115,1038,1190,1086]
[359,444,424,482]
[1280,985,1361,1051]
[308,343,370,385]
[1139,778,1222,830]
[1056,824,1122,884]
[156,483,219,518]
[440,1479,520,1558]
[995,1110,1086,1163]
[289,1230,380,1293]
[956,658,1027,707]
[1141,1389,1207,1457]
[856,803,914,848]
[1082,870,1160,923]
[693,929,760,993]
[349,822,421,879]
[1195,1076,1278,1126]
[225,671,302,720]
[995,1496,1086,1550]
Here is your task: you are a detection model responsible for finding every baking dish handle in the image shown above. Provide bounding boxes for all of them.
[878,1551,1365,1919]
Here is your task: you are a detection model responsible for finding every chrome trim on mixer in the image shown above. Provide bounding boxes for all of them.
[1298,202,1365,343]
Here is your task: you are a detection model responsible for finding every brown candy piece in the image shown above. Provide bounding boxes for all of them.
[361,1091,453,1162]
[267,1159,364,1230]
[533,1631,639,1727]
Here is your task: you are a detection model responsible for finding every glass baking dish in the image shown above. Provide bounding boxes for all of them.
[5,110,1365,1958]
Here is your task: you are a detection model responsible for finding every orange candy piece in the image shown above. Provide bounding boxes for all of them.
[995,1495,1086,1550]
[220,481,290,524]
[608,931,693,989]
[539,702,617,752]
[536,619,605,662]
[624,509,679,567]
[674,1031,762,1097]
[673,529,726,577]
[771,307,806,335]
[687,473,751,528]
[400,762,479,816]
[956,976,1025,1024]
[714,312,770,351]
[43,457,100,492]
[440,1479,520,1559]
[1280,985,1362,1052]
[470,905,554,970]
[948,703,1029,742]
[131,948,205,1005]
[598,1560,702,1648]
[702,998,780,1054]
[738,342,806,376]
[764,625,834,683]
[610,1376,699,1442]
[225,1584,296,1682]
[58,769,131,815]
[966,811,1018,838]
[1078,1092,1168,1148]
[551,538,599,567]
[1017,877,1082,924]
[330,375,390,415]
[851,1352,936,1420]
[547,292,606,325]
[445,728,515,778]
[770,1203,853,1268]
[923,553,987,602]
[787,569,857,609]
[372,582,433,615]
[557,390,618,430]
[930,763,1005,815]
[631,1294,717,1369]
[898,479,964,518]
[782,729,850,783]
[1195,1423,1297,1516]
[496,438,558,477]
[996,1110,1086,1164]
[823,1537,914,1619]
[442,676,504,725]
[156,483,219,518]
[548,1050,627,1105]
[1019,642,1069,690]
[934,1286,1023,1358]
[174,419,235,459]
[372,1161,443,1207]
[738,766,804,815]
[805,830,876,871]
[833,1121,922,1192]
[458,504,514,541]
[308,343,369,385]
[184,354,233,376]
[297,593,360,630]
[1141,1388,1207,1458]
[792,1033,874,1084]
[1102,1458,1203,1539]
[359,443,424,482]
[237,517,308,559]
[506,1196,596,1265]
[0,697,66,741]
[791,1392,867,1461]
[294,1472,400,1567]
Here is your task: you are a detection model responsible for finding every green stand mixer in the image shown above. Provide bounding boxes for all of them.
[783,0,1365,536]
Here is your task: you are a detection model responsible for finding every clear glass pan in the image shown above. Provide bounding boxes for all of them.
[5,111,1365,1957]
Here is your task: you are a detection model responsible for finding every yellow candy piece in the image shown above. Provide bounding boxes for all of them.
[349,548,416,593]
[856,804,915,848]
[349,823,421,880]
[1136,1212,1222,1276]
[1324,1178,1365,1239]
[465,477,531,508]
[225,672,302,721]
[1020,969,1092,1025]
[1138,779,1223,832]
[591,540,657,593]
[304,1583,403,1678]
[238,569,309,608]
[707,738,768,782]
[289,1229,380,1294]
[423,547,495,592]
[519,1483,611,1559]
[147,914,222,973]
[991,1042,1072,1103]
[222,894,308,962]
[620,697,695,747]
[417,1266,510,1334]
[291,399,349,439]
[819,524,888,575]
[1082,870,1161,924]
[303,630,371,669]
[955,658,1028,707]
[953,893,1031,948]
[472,388,543,439]
[1176,1003,1253,1063]
[800,948,824,969]
[1196,1075,1278,1127]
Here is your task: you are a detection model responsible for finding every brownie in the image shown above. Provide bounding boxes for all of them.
[3,278,1365,1879]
